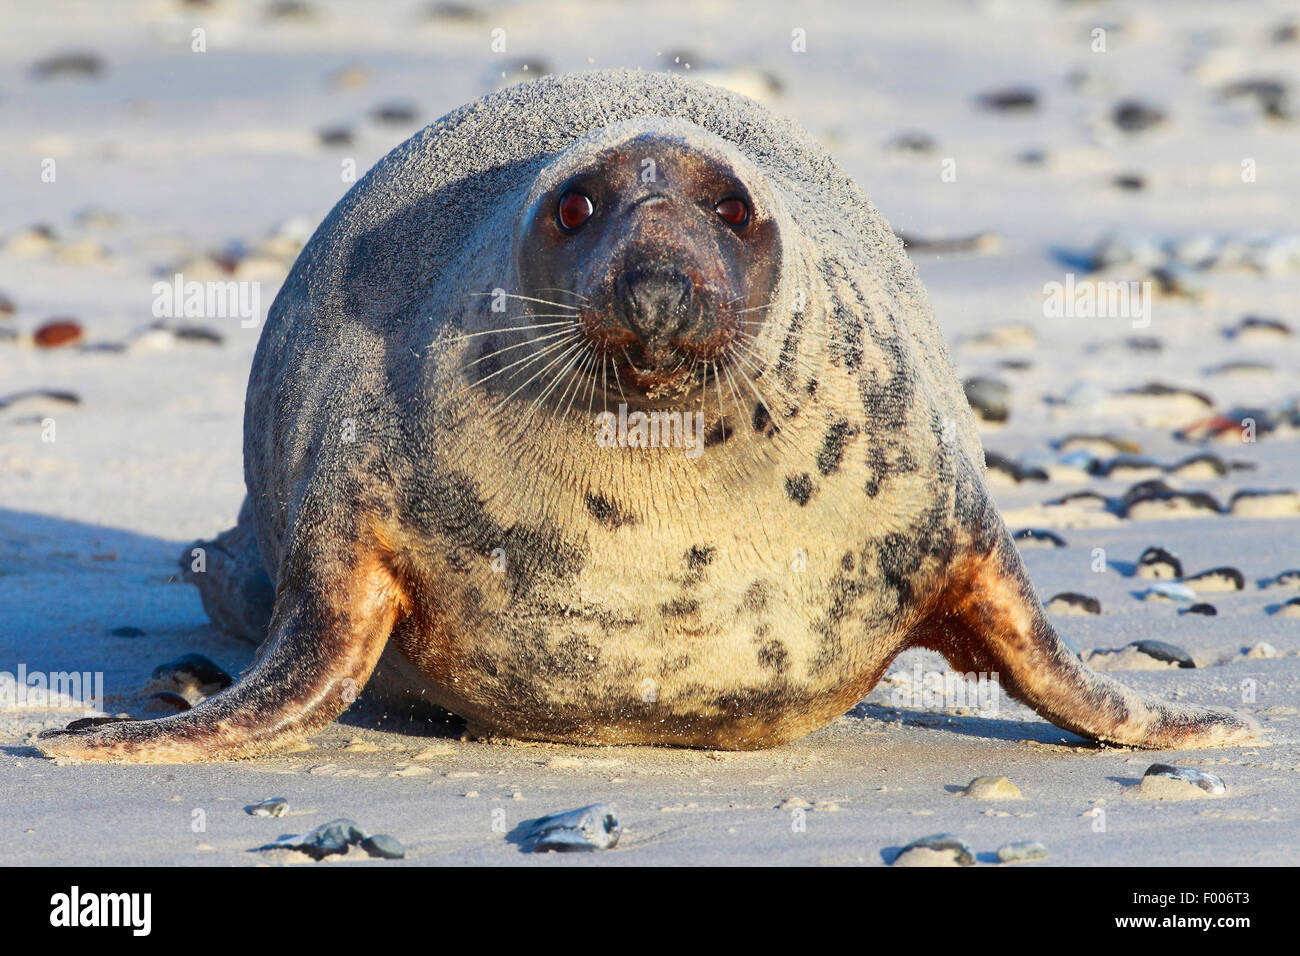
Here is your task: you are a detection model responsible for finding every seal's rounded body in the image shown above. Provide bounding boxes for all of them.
[39,70,1255,762]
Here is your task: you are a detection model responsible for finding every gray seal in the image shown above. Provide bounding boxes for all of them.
[38,70,1256,762]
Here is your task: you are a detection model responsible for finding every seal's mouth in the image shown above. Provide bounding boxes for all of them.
[577,297,738,403]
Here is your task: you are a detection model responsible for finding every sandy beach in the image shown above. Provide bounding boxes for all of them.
[1,0,1298,866]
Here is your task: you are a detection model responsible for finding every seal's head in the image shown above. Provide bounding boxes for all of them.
[513,119,784,405]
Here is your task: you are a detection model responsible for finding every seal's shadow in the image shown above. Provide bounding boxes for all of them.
[849,701,1095,747]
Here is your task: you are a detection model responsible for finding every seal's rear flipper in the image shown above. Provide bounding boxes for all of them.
[39,543,406,763]
[180,495,275,643]
[915,533,1258,749]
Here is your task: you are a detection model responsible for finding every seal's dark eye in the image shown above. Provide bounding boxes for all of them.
[715,196,749,227]
[557,190,594,231]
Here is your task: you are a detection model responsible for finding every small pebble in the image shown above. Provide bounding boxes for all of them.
[1132,639,1196,667]
[151,653,233,695]
[1113,99,1167,133]
[142,691,191,713]
[1057,433,1140,456]
[977,86,1038,112]
[31,50,106,80]
[886,131,936,153]
[1141,583,1199,605]
[33,320,84,348]
[245,797,289,818]
[1139,764,1226,799]
[257,818,369,860]
[1013,528,1066,549]
[1181,603,1217,616]
[1244,642,1277,659]
[370,101,419,125]
[317,125,354,147]
[1182,567,1244,591]
[1167,453,1228,479]
[1230,489,1300,518]
[996,841,1048,864]
[1226,315,1291,341]
[1272,597,1300,618]
[962,776,1022,800]
[963,376,1010,422]
[108,625,145,637]
[1045,592,1101,615]
[1262,570,1300,589]
[1123,487,1221,520]
[1136,546,1183,579]
[1091,455,1165,479]
[520,804,621,852]
[892,833,975,867]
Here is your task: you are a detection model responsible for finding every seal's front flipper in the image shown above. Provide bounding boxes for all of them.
[38,546,406,764]
[916,533,1258,749]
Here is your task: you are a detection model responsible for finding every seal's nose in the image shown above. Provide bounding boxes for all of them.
[616,267,693,353]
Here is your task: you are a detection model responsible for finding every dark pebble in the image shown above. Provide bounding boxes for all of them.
[1181,603,1217,616]
[1125,336,1163,352]
[425,2,488,24]
[1090,454,1164,478]
[1168,452,1228,477]
[108,625,146,637]
[259,818,369,860]
[144,691,191,712]
[317,125,354,147]
[1228,315,1291,338]
[0,291,14,315]
[887,131,936,153]
[170,323,224,345]
[1013,528,1067,548]
[1130,640,1195,668]
[31,50,106,80]
[1136,546,1183,579]
[1112,173,1145,191]
[1143,763,1226,795]
[1263,570,1300,588]
[0,389,81,410]
[1221,79,1293,120]
[151,653,233,692]
[370,101,419,125]
[1045,490,1110,509]
[245,797,289,818]
[1046,592,1101,614]
[521,803,621,852]
[977,86,1038,112]
[1183,567,1245,590]
[1121,484,1221,519]
[963,376,1010,422]
[1113,99,1167,133]
[265,1,317,21]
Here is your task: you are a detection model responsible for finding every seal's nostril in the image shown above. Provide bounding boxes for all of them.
[618,268,693,345]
